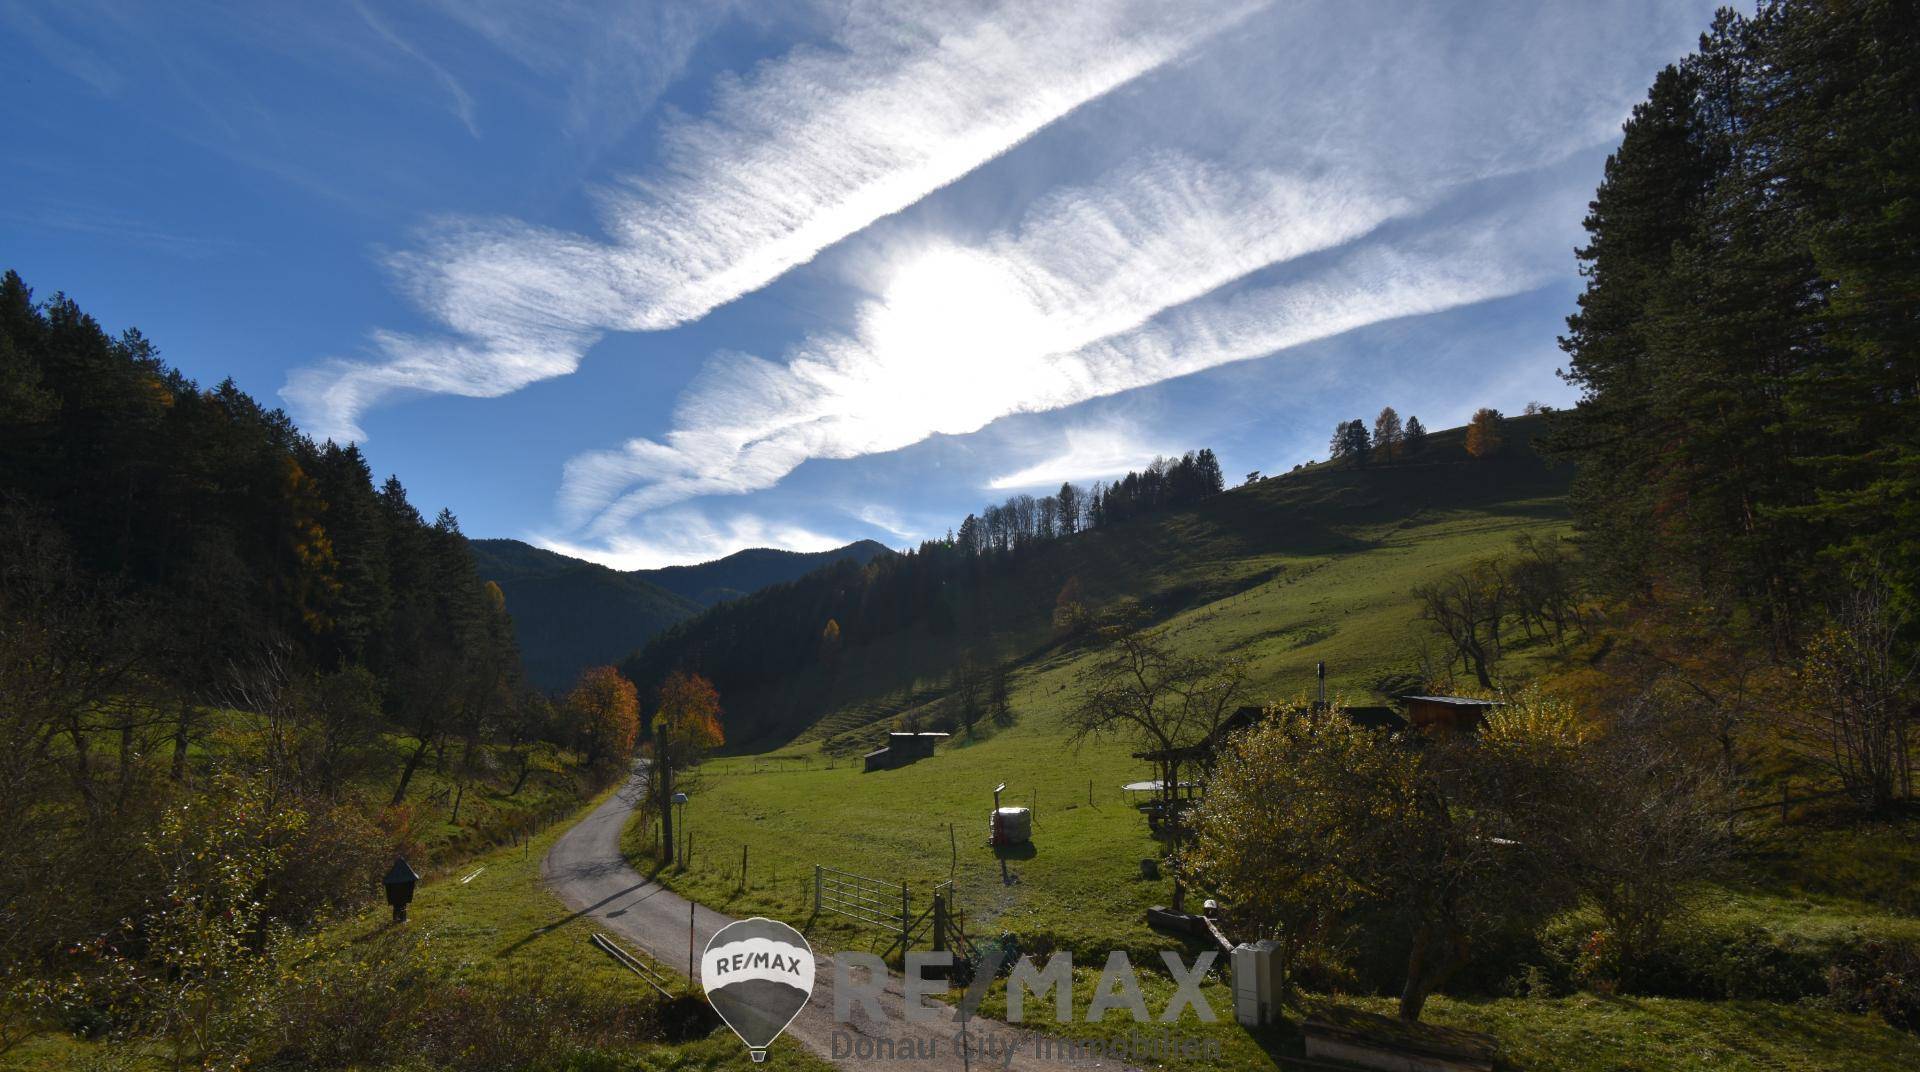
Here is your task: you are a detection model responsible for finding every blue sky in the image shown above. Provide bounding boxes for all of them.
[4,1,1717,566]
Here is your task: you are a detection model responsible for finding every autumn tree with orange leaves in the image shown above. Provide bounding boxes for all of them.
[565,665,639,774]
[1465,407,1505,458]
[645,670,724,866]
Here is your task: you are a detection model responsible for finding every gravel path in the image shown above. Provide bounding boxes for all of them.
[543,772,1138,1070]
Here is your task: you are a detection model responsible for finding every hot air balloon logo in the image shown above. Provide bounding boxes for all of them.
[700,917,815,1062]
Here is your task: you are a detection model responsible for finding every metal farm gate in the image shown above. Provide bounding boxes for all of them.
[813,866,971,961]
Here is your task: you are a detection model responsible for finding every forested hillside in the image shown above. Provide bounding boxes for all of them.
[1549,0,1919,652]
[0,272,636,1066]
[470,540,699,690]
[623,418,1567,745]
[0,271,534,792]
[638,540,894,606]
[471,537,891,690]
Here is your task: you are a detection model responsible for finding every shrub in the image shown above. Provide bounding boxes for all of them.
[263,927,703,1069]
[953,933,1021,989]
[1826,940,1920,1032]
[1541,917,1828,1001]
[265,800,392,927]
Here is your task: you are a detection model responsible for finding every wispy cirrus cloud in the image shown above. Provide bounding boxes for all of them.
[850,504,920,543]
[420,0,730,141]
[542,0,1713,561]
[352,1,478,138]
[559,200,1556,541]
[555,154,1431,535]
[282,0,1264,441]
[988,424,1175,490]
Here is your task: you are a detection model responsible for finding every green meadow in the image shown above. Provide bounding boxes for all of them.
[622,424,1920,1070]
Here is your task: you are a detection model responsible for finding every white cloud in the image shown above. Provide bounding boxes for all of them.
[545,0,1716,555]
[989,425,1172,490]
[851,504,918,542]
[353,1,477,137]
[531,508,844,569]
[282,0,1262,441]
[420,0,734,144]
[555,156,1497,537]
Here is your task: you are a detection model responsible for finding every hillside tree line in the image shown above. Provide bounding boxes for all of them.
[0,272,642,1060]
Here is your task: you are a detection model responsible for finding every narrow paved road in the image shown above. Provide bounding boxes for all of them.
[543,772,1137,1070]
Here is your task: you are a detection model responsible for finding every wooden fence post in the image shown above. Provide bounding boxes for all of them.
[740,844,748,890]
[933,889,949,969]
[815,864,823,913]
[901,881,911,956]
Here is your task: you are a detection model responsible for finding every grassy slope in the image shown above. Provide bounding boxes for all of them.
[197,706,590,866]
[637,423,1575,956]
[4,793,832,1072]
[632,417,1570,751]
[2,714,609,1069]
[623,421,1920,1070]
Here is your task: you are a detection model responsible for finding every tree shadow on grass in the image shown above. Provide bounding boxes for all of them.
[494,880,649,958]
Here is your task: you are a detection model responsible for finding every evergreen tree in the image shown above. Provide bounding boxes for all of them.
[1057,482,1081,536]
[1404,416,1427,456]
[1548,1,1920,634]
[988,664,1014,727]
[1330,419,1371,463]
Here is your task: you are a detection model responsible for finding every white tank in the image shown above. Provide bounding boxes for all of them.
[991,806,1032,844]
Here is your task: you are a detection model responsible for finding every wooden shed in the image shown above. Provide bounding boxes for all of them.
[862,731,950,772]
[1397,695,1503,733]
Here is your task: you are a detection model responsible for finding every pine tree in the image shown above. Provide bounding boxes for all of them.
[1548,0,1920,635]
[1403,416,1427,456]
[1331,419,1371,464]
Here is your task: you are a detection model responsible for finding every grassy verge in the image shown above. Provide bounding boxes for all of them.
[3,792,831,1072]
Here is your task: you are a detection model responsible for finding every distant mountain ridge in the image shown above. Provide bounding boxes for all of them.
[471,538,892,691]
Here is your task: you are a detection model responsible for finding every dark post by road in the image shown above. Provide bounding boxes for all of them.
[740,844,748,890]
